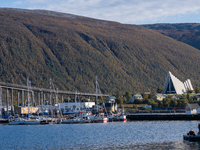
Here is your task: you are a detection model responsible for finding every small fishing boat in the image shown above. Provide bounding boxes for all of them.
[183,134,200,141]
[183,124,200,141]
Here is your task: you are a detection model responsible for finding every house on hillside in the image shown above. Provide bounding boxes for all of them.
[191,94,200,101]
[185,103,199,115]
[172,95,181,100]
[127,93,143,103]
[133,93,143,100]
[153,93,164,101]
[106,96,116,103]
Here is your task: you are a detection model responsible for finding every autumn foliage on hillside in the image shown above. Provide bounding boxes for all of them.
[0,8,200,94]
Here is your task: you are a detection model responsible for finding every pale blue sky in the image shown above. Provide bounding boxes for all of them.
[1,0,200,24]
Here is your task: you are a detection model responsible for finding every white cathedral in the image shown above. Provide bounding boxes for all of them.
[162,71,194,95]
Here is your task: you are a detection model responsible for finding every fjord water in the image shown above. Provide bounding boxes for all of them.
[1,121,200,149]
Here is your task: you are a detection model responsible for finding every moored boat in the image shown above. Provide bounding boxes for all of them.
[119,114,127,122]
[61,117,90,124]
[9,117,40,125]
[0,118,9,123]
[183,123,200,141]
[183,134,200,141]
[9,117,25,125]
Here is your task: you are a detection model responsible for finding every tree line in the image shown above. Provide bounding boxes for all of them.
[114,86,200,108]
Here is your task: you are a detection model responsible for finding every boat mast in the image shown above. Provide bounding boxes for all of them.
[49,78,53,118]
[95,76,98,105]
[27,77,30,118]
[50,78,52,106]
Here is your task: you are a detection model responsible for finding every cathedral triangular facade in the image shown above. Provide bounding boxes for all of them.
[162,71,194,94]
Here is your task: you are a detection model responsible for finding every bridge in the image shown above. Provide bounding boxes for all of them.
[0,80,111,114]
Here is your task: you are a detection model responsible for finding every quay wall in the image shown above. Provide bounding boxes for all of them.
[127,113,200,120]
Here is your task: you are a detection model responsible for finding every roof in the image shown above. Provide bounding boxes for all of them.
[162,71,194,95]
[155,93,164,97]
[107,96,116,100]
[134,93,142,97]
[185,103,199,110]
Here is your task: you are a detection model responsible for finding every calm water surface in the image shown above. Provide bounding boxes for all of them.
[0,121,200,149]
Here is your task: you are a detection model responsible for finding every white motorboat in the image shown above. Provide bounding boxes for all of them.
[89,113,108,123]
[9,117,40,125]
[23,118,40,125]
[9,117,25,125]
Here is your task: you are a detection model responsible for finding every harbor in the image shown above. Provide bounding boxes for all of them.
[0,77,127,125]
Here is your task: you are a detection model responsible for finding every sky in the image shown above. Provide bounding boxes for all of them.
[1,0,200,24]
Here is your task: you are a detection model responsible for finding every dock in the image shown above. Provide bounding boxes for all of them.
[127,113,200,120]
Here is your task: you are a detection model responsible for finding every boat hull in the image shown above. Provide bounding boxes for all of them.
[62,119,90,124]
[0,119,9,123]
[119,115,127,122]
[183,135,200,141]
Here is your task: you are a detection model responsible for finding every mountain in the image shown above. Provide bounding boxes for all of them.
[1,8,200,94]
[142,23,200,51]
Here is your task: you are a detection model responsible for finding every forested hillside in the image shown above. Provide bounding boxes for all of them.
[1,8,200,94]
[142,23,200,51]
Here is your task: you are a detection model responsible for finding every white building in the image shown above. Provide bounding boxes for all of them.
[58,102,95,111]
[154,93,165,101]
[185,103,199,115]
[162,71,194,95]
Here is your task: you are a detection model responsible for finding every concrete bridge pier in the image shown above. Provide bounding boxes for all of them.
[44,93,45,105]
[41,91,43,112]
[17,91,20,107]
[11,89,13,115]
[22,90,24,107]
[32,91,34,106]
[6,88,9,116]
[38,92,40,106]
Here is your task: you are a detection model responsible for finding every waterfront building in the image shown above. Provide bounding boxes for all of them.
[162,71,194,94]
[14,106,39,115]
[185,103,199,115]
[58,102,95,111]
